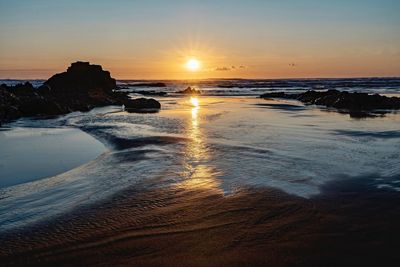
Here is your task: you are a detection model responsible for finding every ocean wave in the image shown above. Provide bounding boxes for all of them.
[3,78,400,97]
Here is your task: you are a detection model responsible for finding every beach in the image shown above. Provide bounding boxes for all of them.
[1,88,400,266]
[2,0,400,265]
[0,0,400,267]
[1,172,400,266]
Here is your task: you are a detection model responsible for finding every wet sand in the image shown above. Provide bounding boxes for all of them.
[1,175,400,267]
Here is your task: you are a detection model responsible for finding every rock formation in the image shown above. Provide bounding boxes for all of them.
[176,86,201,95]
[45,61,116,94]
[0,62,161,123]
[124,98,161,113]
[260,90,400,117]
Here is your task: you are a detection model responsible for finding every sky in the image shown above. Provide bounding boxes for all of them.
[0,0,399,79]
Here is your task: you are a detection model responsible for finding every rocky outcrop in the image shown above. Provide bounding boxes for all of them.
[0,82,66,123]
[0,85,21,122]
[124,98,161,113]
[260,90,400,117]
[0,62,161,123]
[45,61,116,94]
[176,86,201,95]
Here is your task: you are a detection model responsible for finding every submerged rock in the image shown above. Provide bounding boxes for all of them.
[176,86,201,95]
[260,90,400,116]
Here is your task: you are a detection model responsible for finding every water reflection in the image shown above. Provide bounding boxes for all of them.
[189,97,202,159]
[177,97,222,192]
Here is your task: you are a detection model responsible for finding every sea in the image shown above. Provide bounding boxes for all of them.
[1,78,400,232]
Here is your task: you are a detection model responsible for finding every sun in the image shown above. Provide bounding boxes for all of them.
[186,58,201,71]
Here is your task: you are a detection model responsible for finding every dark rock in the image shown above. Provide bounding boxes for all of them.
[0,61,162,123]
[45,61,116,94]
[176,86,201,95]
[260,90,400,117]
[0,83,66,119]
[37,84,51,94]
[124,98,161,113]
[0,85,22,121]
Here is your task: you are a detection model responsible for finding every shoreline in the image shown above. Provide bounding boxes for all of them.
[1,94,400,266]
[1,175,400,267]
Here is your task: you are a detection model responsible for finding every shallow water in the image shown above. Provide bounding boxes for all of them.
[0,127,106,188]
[0,95,400,232]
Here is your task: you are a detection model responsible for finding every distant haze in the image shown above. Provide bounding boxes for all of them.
[0,0,399,79]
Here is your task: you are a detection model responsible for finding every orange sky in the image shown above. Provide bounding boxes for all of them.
[1,1,399,79]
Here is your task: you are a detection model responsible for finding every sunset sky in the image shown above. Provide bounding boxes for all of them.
[0,0,399,79]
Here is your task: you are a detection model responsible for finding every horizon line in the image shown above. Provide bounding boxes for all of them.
[1,76,400,81]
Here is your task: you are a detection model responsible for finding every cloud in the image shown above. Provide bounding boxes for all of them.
[215,67,231,71]
[214,65,247,71]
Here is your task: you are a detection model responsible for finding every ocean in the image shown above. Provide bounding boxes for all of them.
[2,77,400,96]
[1,78,400,232]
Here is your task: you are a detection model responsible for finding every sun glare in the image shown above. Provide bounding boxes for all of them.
[190,96,199,107]
[186,58,200,71]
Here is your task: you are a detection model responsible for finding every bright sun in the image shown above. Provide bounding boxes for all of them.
[186,58,200,71]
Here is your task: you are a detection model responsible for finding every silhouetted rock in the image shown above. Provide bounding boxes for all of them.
[176,86,200,95]
[260,90,400,116]
[0,83,66,123]
[0,85,21,122]
[45,61,116,94]
[0,62,161,123]
[124,98,161,113]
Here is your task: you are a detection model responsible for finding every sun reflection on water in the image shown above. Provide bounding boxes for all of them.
[189,97,202,161]
[177,97,222,192]
[190,96,199,107]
